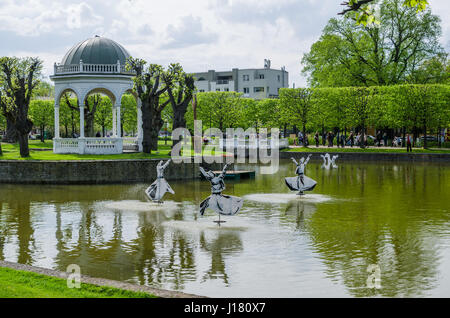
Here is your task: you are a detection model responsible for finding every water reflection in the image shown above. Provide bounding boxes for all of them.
[0,160,449,297]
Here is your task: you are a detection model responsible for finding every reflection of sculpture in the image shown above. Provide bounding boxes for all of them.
[145,159,175,202]
[285,156,317,195]
[199,164,244,225]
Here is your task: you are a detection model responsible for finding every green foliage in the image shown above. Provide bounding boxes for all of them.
[120,94,137,135]
[279,88,314,137]
[185,91,244,131]
[305,0,443,87]
[29,100,54,140]
[341,0,429,26]
[0,267,155,298]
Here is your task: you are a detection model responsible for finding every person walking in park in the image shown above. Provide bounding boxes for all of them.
[314,132,320,147]
[340,134,346,148]
[406,134,412,152]
[322,132,326,146]
[383,132,388,147]
[327,131,333,147]
[298,131,304,146]
[376,131,382,147]
[348,131,354,148]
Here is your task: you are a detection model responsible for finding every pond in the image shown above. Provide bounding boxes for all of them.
[0,160,449,297]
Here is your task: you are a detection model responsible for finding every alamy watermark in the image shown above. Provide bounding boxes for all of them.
[366,264,381,289]
[170,120,281,174]
[67,264,81,289]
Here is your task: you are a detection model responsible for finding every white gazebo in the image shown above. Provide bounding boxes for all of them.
[50,36,143,154]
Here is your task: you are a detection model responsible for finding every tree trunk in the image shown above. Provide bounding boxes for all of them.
[4,119,18,143]
[40,125,45,142]
[423,123,427,149]
[102,125,105,137]
[360,125,365,149]
[402,127,406,148]
[85,114,95,137]
[141,102,164,153]
[18,133,30,157]
[302,124,306,148]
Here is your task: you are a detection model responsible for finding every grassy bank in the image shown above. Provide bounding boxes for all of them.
[0,266,155,298]
[283,146,450,154]
[0,140,228,160]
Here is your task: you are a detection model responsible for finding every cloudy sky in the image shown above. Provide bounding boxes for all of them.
[0,0,448,87]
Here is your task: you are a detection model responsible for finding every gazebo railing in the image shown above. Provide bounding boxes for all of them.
[54,63,135,75]
[54,138,123,155]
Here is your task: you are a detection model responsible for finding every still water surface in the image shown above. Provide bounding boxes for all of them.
[0,160,449,297]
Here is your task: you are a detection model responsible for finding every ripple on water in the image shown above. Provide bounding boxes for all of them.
[162,217,250,232]
[243,193,332,204]
[103,200,179,212]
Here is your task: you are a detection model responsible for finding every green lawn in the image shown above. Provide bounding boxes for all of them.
[0,140,229,160]
[283,146,450,154]
[0,266,156,298]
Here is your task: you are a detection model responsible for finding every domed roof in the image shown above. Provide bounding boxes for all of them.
[61,36,131,66]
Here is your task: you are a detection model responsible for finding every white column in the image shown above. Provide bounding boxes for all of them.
[54,103,60,138]
[137,98,143,152]
[112,106,117,137]
[79,104,85,138]
[116,103,121,138]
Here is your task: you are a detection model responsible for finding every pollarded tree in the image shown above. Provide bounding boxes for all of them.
[279,88,314,147]
[127,58,178,153]
[29,100,54,142]
[0,57,42,157]
[167,64,195,133]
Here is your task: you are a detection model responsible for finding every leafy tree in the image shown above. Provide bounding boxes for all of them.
[59,96,79,137]
[339,0,429,25]
[347,87,373,148]
[29,100,53,142]
[94,96,112,137]
[127,58,178,153]
[0,57,42,157]
[63,93,101,137]
[120,94,137,136]
[409,54,450,84]
[194,92,243,132]
[32,81,54,99]
[304,0,443,87]
[279,88,314,147]
[167,64,195,134]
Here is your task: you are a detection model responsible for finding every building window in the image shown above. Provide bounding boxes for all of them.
[254,87,264,92]
[199,89,205,92]
[243,87,249,94]
[224,88,229,91]
[243,75,250,81]
[277,75,280,82]
[259,74,264,79]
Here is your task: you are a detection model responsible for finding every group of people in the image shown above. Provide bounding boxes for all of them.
[310,131,367,148]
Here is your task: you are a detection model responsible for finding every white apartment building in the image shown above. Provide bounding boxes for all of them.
[191,60,288,99]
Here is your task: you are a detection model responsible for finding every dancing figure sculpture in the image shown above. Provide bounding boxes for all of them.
[200,164,244,225]
[285,155,317,195]
[330,155,339,168]
[145,159,175,203]
[320,153,331,169]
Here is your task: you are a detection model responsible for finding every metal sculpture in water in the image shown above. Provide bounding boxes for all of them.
[330,155,339,168]
[145,159,175,203]
[320,153,331,169]
[199,164,244,225]
[285,155,317,195]
[320,153,338,169]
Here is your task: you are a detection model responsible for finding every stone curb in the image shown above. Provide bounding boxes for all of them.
[0,260,205,298]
